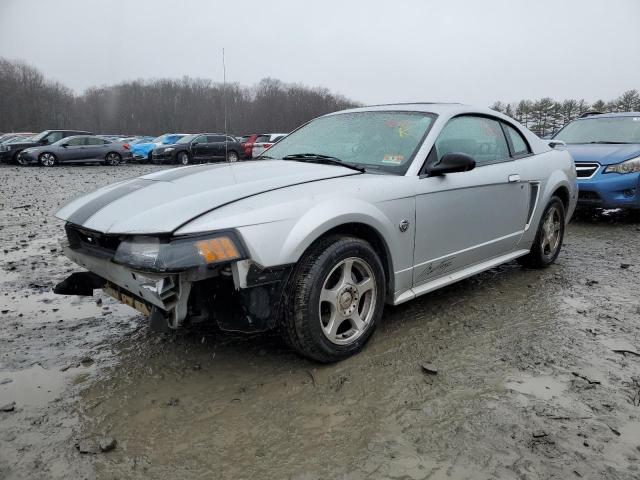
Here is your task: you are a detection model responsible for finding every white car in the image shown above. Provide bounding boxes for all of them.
[251,133,287,158]
[54,103,577,362]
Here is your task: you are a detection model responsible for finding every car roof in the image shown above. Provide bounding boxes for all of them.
[574,111,640,119]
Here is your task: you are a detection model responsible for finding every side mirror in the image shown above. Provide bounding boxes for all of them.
[426,152,476,176]
[548,140,566,149]
[60,143,69,148]
[192,142,199,146]
[40,139,48,145]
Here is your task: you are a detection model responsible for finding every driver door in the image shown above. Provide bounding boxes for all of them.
[412,115,529,287]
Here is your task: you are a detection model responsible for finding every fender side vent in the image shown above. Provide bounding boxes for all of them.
[526,183,540,229]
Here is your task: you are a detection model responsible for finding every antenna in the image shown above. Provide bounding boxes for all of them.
[223,48,228,161]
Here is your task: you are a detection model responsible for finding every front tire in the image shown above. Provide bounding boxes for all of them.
[281,236,385,362]
[39,153,56,167]
[178,151,190,165]
[518,196,565,268]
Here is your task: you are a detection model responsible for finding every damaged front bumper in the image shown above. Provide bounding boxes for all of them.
[58,240,193,327]
[56,236,293,332]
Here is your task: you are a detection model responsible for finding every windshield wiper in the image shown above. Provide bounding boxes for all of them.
[282,153,365,172]
[585,141,632,144]
[257,155,274,159]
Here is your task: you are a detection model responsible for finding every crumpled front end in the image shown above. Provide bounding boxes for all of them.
[55,223,291,332]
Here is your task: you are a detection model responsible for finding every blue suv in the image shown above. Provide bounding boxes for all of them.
[552,112,640,210]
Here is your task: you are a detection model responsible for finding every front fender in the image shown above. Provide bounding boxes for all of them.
[278,198,398,267]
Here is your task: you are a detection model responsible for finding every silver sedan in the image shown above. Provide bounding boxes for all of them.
[54,103,577,362]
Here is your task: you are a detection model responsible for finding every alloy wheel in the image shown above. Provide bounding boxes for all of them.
[541,205,561,259]
[319,257,377,345]
[40,153,55,167]
[106,153,120,166]
[227,151,238,162]
[180,152,189,165]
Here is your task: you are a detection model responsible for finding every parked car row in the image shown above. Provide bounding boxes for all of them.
[0,128,289,167]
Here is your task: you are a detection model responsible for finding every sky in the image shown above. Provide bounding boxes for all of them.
[1,0,639,106]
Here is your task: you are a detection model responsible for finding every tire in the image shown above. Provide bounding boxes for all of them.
[280,235,386,362]
[105,152,121,166]
[518,196,565,268]
[226,150,239,163]
[39,152,56,167]
[178,151,190,165]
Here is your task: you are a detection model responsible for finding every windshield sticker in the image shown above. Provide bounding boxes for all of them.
[382,154,404,164]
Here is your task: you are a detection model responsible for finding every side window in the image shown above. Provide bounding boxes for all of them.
[504,124,530,156]
[46,131,64,144]
[226,136,236,142]
[208,135,225,143]
[435,116,510,166]
[193,135,208,144]
[66,137,84,146]
[86,137,108,145]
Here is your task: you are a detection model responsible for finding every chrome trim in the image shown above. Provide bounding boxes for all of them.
[575,162,599,179]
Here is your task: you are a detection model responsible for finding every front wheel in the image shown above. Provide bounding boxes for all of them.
[39,153,56,167]
[105,152,121,166]
[226,151,239,163]
[280,236,385,362]
[518,196,565,268]
[178,151,190,165]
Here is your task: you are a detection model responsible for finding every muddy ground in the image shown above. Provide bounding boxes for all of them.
[1,164,639,480]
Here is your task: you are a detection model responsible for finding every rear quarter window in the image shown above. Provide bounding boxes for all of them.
[504,124,530,156]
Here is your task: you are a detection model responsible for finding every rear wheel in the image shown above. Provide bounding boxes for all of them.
[226,151,239,163]
[39,153,56,167]
[178,151,190,165]
[280,236,385,362]
[518,196,565,268]
[105,152,121,166]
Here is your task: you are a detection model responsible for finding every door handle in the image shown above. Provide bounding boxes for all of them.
[508,174,520,183]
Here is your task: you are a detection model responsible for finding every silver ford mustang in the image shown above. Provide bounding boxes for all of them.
[54,103,577,362]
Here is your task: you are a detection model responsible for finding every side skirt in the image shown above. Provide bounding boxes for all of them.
[393,249,530,305]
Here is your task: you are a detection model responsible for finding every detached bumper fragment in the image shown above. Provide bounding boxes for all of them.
[54,271,106,296]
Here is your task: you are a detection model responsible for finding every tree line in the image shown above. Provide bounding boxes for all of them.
[0,57,359,135]
[491,90,640,137]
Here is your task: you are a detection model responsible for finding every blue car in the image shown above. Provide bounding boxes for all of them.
[552,112,640,210]
[130,133,187,162]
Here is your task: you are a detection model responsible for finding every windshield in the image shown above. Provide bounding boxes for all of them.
[29,131,50,142]
[554,116,640,144]
[151,134,168,143]
[261,111,435,174]
[176,134,198,144]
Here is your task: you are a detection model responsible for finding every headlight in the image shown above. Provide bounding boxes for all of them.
[164,147,174,152]
[113,232,246,272]
[0,146,8,152]
[604,156,640,174]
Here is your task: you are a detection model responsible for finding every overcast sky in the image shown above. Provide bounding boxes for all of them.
[1,0,639,106]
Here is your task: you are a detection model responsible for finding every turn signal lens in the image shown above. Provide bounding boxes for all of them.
[196,237,240,263]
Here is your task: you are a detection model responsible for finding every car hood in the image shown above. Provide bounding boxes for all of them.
[56,160,362,234]
[5,141,37,150]
[566,143,640,165]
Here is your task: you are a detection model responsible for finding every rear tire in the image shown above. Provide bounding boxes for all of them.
[280,236,385,363]
[226,151,239,163]
[518,196,565,268]
[105,152,121,166]
[39,153,56,167]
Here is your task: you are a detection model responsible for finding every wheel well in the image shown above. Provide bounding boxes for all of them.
[552,186,569,211]
[311,223,394,297]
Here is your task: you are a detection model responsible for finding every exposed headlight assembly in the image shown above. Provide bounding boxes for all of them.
[604,156,640,174]
[113,232,246,272]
